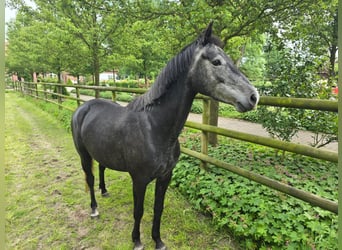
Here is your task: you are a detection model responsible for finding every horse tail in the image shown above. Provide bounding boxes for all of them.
[71,102,90,137]
[84,159,94,192]
[71,103,93,193]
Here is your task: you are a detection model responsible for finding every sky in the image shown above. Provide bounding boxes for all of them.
[5,7,17,23]
[5,0,36,37]
[5,6,17,36]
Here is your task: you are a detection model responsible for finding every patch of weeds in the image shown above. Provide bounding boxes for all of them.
[173,130,337,249]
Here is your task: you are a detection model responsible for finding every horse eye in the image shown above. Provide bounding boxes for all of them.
[212,59,222,66]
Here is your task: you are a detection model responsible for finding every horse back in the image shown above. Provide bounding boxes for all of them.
[71,98,179,178]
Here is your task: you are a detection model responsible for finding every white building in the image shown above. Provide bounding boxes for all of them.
[99,71,119,82]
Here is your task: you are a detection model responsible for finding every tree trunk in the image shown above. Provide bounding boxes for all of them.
[328,10,338,84]
[57,70,61,83]
[93,48,100,98]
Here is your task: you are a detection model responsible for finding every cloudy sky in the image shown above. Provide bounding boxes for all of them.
[5,6,17,36]
[5,6,17,23]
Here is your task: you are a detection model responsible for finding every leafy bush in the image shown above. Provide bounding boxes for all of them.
[251,41,337,144]
[117,92,135,102]
[190,100,244,119]
[52,85,70,99]
[104,79,141,88]
[77,89,135,102]
[172,131,337,249]
[190,100,203,114]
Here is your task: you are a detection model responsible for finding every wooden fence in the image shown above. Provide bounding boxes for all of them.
[12,81,338,214]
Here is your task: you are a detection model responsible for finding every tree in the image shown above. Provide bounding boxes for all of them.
[256,32,337,146]
[6,12,48,81]
[33,0,127,96]
[252,0,339,147]
[272,1,338,82]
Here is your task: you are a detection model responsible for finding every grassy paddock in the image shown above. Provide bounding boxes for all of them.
[5,92,238,249]
[6,92,337,249]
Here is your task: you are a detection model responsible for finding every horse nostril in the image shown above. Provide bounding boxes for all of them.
[250,94,257,105]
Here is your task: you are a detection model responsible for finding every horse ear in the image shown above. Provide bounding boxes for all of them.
[202,21,213,45]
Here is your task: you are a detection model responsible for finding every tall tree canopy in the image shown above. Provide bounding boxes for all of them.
[6,0,338,89]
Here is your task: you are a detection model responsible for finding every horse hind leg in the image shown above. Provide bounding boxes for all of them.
[99,164,109,197]
[80,153,99,218]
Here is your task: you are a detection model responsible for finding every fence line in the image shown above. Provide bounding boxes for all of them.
[185,121,338,163]
[13,81,338,214]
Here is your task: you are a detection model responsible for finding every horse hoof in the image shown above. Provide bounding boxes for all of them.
[90,208,99,219]
[133,243,144,250]
[101,192,110,197]
[155,242,167,250]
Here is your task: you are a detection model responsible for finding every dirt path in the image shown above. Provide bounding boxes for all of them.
[5,93,238,249]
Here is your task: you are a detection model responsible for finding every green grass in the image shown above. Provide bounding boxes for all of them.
[5,92,238,249]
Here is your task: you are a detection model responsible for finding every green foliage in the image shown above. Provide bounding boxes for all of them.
[191,100,244,119]
[190,100,203,114]
[39,77,59,83]
[7,0,326,85]
[239,35,266,80]
[251,40,337,143]
[104,79,140,88]
[300,110,337,147]
[77,89,135,103]
[172,132,337,249]
[50,85,70,101]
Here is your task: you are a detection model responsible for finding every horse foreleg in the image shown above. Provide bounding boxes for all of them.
[98,164,109,196]
[152,172,172,250]
[131,178,148,250]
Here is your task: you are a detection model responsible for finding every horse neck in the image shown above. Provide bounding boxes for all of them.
[147,76,196,140]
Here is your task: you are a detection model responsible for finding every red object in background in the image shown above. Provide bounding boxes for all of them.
[332,86,338,95]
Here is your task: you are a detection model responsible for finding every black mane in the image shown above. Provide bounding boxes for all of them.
[126,42,197,111]
[126,32,223,112]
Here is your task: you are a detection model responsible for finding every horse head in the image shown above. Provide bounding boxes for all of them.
[189,22,259,112]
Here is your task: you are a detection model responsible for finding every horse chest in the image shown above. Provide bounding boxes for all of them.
[124,138,180,177]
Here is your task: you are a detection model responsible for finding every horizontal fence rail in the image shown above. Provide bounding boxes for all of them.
[13,81,339,110]
[12,81,338,214]
[185,121,338,163]
[259,96,338,112]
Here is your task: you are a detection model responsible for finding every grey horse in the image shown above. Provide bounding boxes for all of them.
[71,22,259,250]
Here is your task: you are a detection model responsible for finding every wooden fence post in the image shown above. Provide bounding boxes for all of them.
[43,84,48,102]
[201,98,210,169]
[112,91,116,102]
[19,81,23,94]
[76,87,81,107]
[35,83,39,98]
[57,85,62,109]
[208,100,218,146]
